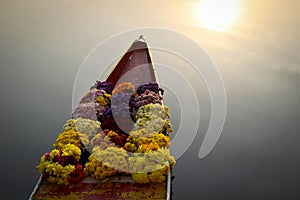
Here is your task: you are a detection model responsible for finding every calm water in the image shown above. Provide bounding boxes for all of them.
[0,0,299,199]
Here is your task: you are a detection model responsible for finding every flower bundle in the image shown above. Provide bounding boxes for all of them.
[131,89,163,110]
[129,82,164,116]
[84,146,129,179]
[136,82,164,96]
[37,144,84,185]
[54,129,89,150]
[128,148,176,183]
[90,129,127,149]
[91,81,113,94]
[77,88,110,121]
[133,103,173,135]
[63,118,101,139]
[112,82,135,95]
[122,83,175,182]
[96,93,112,108]
[124,129,170,153]
[102,82,135,134]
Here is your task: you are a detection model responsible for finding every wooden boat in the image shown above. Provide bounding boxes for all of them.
[30,36,172,200]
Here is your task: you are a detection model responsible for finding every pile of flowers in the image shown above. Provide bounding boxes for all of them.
[133,103,173,135]
[84,146,129,179]
[37,144,84,185]
[63,118,101,139]
[124,129,170,152]
[54,129,89,150]
[90,129,127,149]
[37,80,175,185]
[129,148,175,183]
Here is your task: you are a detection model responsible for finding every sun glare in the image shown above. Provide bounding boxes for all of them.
[192,0,240,32]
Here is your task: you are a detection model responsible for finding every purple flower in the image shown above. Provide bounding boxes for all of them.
[136,82,164,95]
[95,103,108,121]
[132,89,162,109]
[80,89,109,104]
[72,103,99,121]
[111,92,132,119]
[91,81,113,94]
[80,89,98,104]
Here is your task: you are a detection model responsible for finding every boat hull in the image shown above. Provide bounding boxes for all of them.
[29,172,171,200]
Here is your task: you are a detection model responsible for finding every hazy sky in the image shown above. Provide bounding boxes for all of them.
[0,0,299,199]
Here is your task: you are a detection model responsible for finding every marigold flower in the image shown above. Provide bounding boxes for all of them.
[125,129,170,152]
[112,82,135,95]
[106,130,128,147]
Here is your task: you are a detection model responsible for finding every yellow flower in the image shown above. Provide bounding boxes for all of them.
[61,144,81,161]
[148,170,166,183]
[128,148,175,178]
[112,82,135,95]
[54,130,88,150]
[132,173,149,183]
[136,142,159,153]
[125,129,170,153]
[63,118,100,139]
[93,146,128,172]
[36,146,81,185]
[96,94,111,107]
[135,104,170,120]
[84,155,118,180]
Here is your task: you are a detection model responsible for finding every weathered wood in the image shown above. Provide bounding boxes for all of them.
[30,172,171,200]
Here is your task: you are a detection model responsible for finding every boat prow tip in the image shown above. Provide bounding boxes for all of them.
[137,35,146,42]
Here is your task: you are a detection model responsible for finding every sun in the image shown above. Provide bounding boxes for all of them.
[192,0,240,32]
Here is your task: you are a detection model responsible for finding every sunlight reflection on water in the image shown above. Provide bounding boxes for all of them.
[189,0,242,32]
